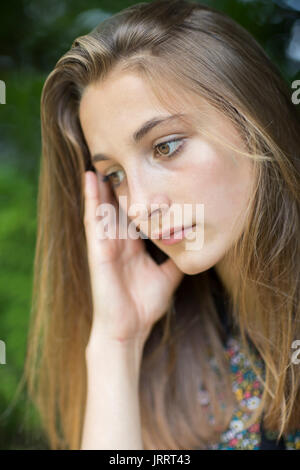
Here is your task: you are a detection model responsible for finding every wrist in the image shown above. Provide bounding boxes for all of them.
[85,328,145,375]
[86,321,148,355]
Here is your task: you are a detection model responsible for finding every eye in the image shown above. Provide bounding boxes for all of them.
[104,138,186,188]
[103,169,124,188]
[154,137,186,159]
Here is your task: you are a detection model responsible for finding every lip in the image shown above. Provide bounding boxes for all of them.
[153,224,196,244]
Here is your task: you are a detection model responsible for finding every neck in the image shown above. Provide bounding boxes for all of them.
[214,253,237,299]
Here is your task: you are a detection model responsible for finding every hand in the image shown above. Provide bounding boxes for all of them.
[83,171,184,346]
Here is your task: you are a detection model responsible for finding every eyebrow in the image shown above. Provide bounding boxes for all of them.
[91,113,187,163]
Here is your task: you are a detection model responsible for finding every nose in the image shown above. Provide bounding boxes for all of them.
[119,177,171,235]
[136,195,171,233]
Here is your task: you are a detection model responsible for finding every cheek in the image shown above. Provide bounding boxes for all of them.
[181,144,253,228]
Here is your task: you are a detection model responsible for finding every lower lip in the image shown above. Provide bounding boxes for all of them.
[157,224,197,245]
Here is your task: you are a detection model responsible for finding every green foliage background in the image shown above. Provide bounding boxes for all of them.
[0,0,299,449]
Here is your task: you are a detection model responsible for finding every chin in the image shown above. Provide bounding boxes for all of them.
[171,244,226,276]
[171,254,211,276]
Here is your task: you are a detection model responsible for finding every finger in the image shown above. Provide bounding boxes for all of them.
[83,171,120,248]
[83,171,100,229]
[95,171,132,238]
[83,171,114,271]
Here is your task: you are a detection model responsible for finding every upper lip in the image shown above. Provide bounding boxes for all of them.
[154,224,195,239]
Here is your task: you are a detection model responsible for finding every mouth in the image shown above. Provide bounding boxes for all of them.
[153,223,197,245]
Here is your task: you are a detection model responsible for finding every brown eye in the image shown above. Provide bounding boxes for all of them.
[103,138,186,190]
[154,138,185,159]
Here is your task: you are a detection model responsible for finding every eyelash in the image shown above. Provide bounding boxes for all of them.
[154,137,186,159]
[103,138,186,187]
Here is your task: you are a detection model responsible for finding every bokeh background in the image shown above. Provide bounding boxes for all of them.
[0,0,299,450]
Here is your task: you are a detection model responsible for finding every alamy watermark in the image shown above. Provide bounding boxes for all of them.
[94,199,204,251]
[0,340,6,364]
[291,79,300,105]
[291,340,300,365]
[0,80,6,104]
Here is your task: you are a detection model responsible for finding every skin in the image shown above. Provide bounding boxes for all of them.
[79,71,255,292]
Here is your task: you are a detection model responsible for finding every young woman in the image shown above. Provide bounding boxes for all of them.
[24,0,300,450]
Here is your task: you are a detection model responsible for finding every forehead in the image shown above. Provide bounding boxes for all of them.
[78,72,205,152]
[80,73,162,122]
[79,71,212,126]
[78,70,246,164]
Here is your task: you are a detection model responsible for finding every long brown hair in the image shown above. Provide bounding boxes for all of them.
[21,0,300,449]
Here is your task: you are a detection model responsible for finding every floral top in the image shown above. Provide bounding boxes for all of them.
[201,268,300,450]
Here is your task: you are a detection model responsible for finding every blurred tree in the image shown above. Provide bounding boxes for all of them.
[0,0,299,450]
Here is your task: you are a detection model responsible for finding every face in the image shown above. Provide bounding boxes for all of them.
[79,71,255,276]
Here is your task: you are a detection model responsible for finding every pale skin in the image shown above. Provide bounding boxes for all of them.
[79,71,255,449]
